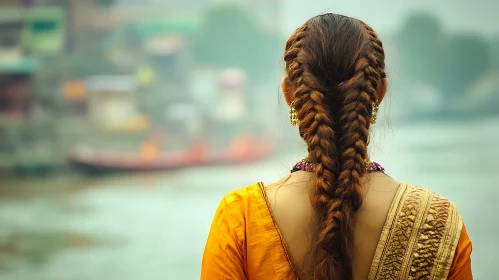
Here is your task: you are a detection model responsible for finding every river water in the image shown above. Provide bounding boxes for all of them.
[0,117,497,280]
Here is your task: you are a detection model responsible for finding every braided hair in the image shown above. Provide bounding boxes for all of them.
[283,14,386,280]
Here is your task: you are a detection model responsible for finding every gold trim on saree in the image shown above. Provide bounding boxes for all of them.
[368,184,463,280]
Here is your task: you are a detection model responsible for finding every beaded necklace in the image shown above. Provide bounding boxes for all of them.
[291,157,385,173]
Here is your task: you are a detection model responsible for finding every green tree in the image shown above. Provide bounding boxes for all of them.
[192,5,283,82]
[397,13,491,98]
[397,13,445,85]
[438,35,491,97]
[489,37,499,68]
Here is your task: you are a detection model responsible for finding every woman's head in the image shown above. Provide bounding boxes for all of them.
[281,13,387,280]
[282,13,387,109]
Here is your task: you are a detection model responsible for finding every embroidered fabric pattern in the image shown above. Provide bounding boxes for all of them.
[368,184,462,280]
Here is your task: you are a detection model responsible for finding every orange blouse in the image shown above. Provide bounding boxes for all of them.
[448,225,473,280]
[201,183,472,279]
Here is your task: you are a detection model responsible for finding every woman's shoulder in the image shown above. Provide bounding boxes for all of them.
[387,183,464,252]
[220,182,263,205]
[400,183,461,212]
[214,182,264,219]
[369,183,465,279]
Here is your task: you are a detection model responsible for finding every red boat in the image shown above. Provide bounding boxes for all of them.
[67,136,275,172]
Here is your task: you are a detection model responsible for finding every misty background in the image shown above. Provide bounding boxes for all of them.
[0,0,497,279]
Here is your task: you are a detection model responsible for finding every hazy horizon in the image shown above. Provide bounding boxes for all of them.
[282,0,498,36]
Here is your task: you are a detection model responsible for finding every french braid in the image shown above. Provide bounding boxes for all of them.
[284,14,386,280]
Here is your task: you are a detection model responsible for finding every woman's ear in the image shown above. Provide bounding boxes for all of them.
[377,77,388,105]
[281,76,294,106]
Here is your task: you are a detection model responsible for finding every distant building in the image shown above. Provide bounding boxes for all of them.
[67,0,280,32]
[0,4,67,118]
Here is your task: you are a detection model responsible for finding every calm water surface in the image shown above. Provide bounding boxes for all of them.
[0,118,497,280]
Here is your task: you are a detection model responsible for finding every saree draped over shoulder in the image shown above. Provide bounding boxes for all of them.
[201,183,472,280]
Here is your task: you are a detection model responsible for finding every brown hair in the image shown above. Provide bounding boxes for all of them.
[283,13,386,279]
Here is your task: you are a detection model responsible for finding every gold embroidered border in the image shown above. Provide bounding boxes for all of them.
[430,196,462,280]
[368,183,409,279]
[368,184,463,280]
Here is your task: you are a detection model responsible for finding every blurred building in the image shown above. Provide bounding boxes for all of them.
[0,5,62,117]
[0,1,68,172]
[64,0,281,33]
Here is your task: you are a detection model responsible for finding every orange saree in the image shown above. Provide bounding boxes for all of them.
[201,183,472,279]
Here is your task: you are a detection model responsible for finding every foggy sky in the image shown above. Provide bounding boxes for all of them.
[282,0,498,36]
